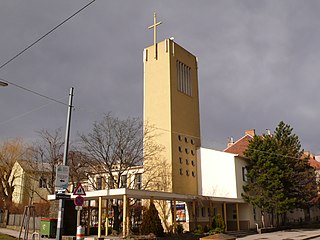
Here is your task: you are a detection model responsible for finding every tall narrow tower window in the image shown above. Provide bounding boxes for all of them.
[176,60,192,96]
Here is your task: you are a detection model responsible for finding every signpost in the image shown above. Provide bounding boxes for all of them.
[73,183,86,228]
[55,165,70,192]
[55,193,71,200]
[56,87,74,240]
[73,183,86,196]
[74,196,84,207]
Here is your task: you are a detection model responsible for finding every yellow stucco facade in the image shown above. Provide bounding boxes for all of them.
[143,39,201,195]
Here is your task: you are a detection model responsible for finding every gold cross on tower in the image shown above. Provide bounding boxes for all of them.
[148,12,162,59]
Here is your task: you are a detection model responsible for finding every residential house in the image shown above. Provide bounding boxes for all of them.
[11,160,51,205]
[224,129,320,224]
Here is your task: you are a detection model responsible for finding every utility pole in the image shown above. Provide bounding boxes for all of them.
[56,87,74,240]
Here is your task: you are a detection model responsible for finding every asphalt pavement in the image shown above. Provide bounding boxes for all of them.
[237,228,320,240]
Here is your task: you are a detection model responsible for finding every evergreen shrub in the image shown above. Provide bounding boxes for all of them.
[140,202,164,236]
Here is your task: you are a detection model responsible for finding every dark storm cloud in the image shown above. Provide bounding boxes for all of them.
[1,0,320,153]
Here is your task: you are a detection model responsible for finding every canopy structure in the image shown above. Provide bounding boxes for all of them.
[48,188,245,238]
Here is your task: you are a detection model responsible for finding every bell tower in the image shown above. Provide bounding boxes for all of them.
[143,14,201,195]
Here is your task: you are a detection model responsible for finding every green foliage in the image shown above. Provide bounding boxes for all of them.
[243,121,318,223]
[0,234,16,240]
[140,202,164,237]
[194,224,203,235]
[212,214,225,233]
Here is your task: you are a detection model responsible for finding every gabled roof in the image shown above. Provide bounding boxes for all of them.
[16,160,51,173]
[223,134,254,157]
[302,152,320,170]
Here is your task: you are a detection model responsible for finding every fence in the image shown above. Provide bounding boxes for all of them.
[7,214,41,230]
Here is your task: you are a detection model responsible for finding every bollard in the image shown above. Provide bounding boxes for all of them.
[76,226,85,240]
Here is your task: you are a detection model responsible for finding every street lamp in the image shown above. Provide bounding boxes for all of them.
[0,81,8,87]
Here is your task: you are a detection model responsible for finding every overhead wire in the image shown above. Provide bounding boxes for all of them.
[0,78,68,106]
[0,96,68,126]
[0,0,97,106]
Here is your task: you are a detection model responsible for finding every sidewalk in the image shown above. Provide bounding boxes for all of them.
[0,227,55,240]
[237,228,320,240]
[2,227,320,240]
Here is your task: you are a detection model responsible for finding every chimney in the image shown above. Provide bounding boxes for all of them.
[266,129,271,136]
[227,137,234,148]
[245,129,255,137]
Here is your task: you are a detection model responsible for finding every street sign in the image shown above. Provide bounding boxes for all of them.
[55,165,69,191]
[55,193,71,200]
[73,183,86,196]
[74,196,85,206]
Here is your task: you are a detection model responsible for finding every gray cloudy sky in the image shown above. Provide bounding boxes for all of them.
[1,0,320,153]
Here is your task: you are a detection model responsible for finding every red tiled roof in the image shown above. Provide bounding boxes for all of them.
[302,152,320,170]
[223,134,253,157]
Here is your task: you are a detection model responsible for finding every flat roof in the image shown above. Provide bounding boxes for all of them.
[48,188,245,203]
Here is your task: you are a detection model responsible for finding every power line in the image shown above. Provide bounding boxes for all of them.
[0,0,96,71]
[0,0,96,105]
[0,96,68,126]
[0,78,68,106]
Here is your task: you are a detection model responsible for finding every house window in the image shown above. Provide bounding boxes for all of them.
[179,168,183,175]
[185,148,188,154]
[242,167,248,182]
[96,177,103,190]
[121,175,127,188]
[191,160,195,166]
[191,139,194,145]
[179,157,183,164]
[176,60,192,96]
[178,135,181,141]
[191,150,195,155]
[186,170,190,176]
[135,173,142,190]
[178,146,182,152]
[185,137,188,143]
[186,159,189,165]
[39,177,47,188]
[201,207,206,217]
[108,176,115,189]
[192,171,196,177]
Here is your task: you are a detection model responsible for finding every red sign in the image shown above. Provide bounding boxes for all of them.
[74,196,84,206]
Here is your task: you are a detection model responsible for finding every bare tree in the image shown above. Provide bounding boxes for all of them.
[0,138,26,208]
[80,113,162,232]
[31,129,64,195]
[68,150,91,191]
